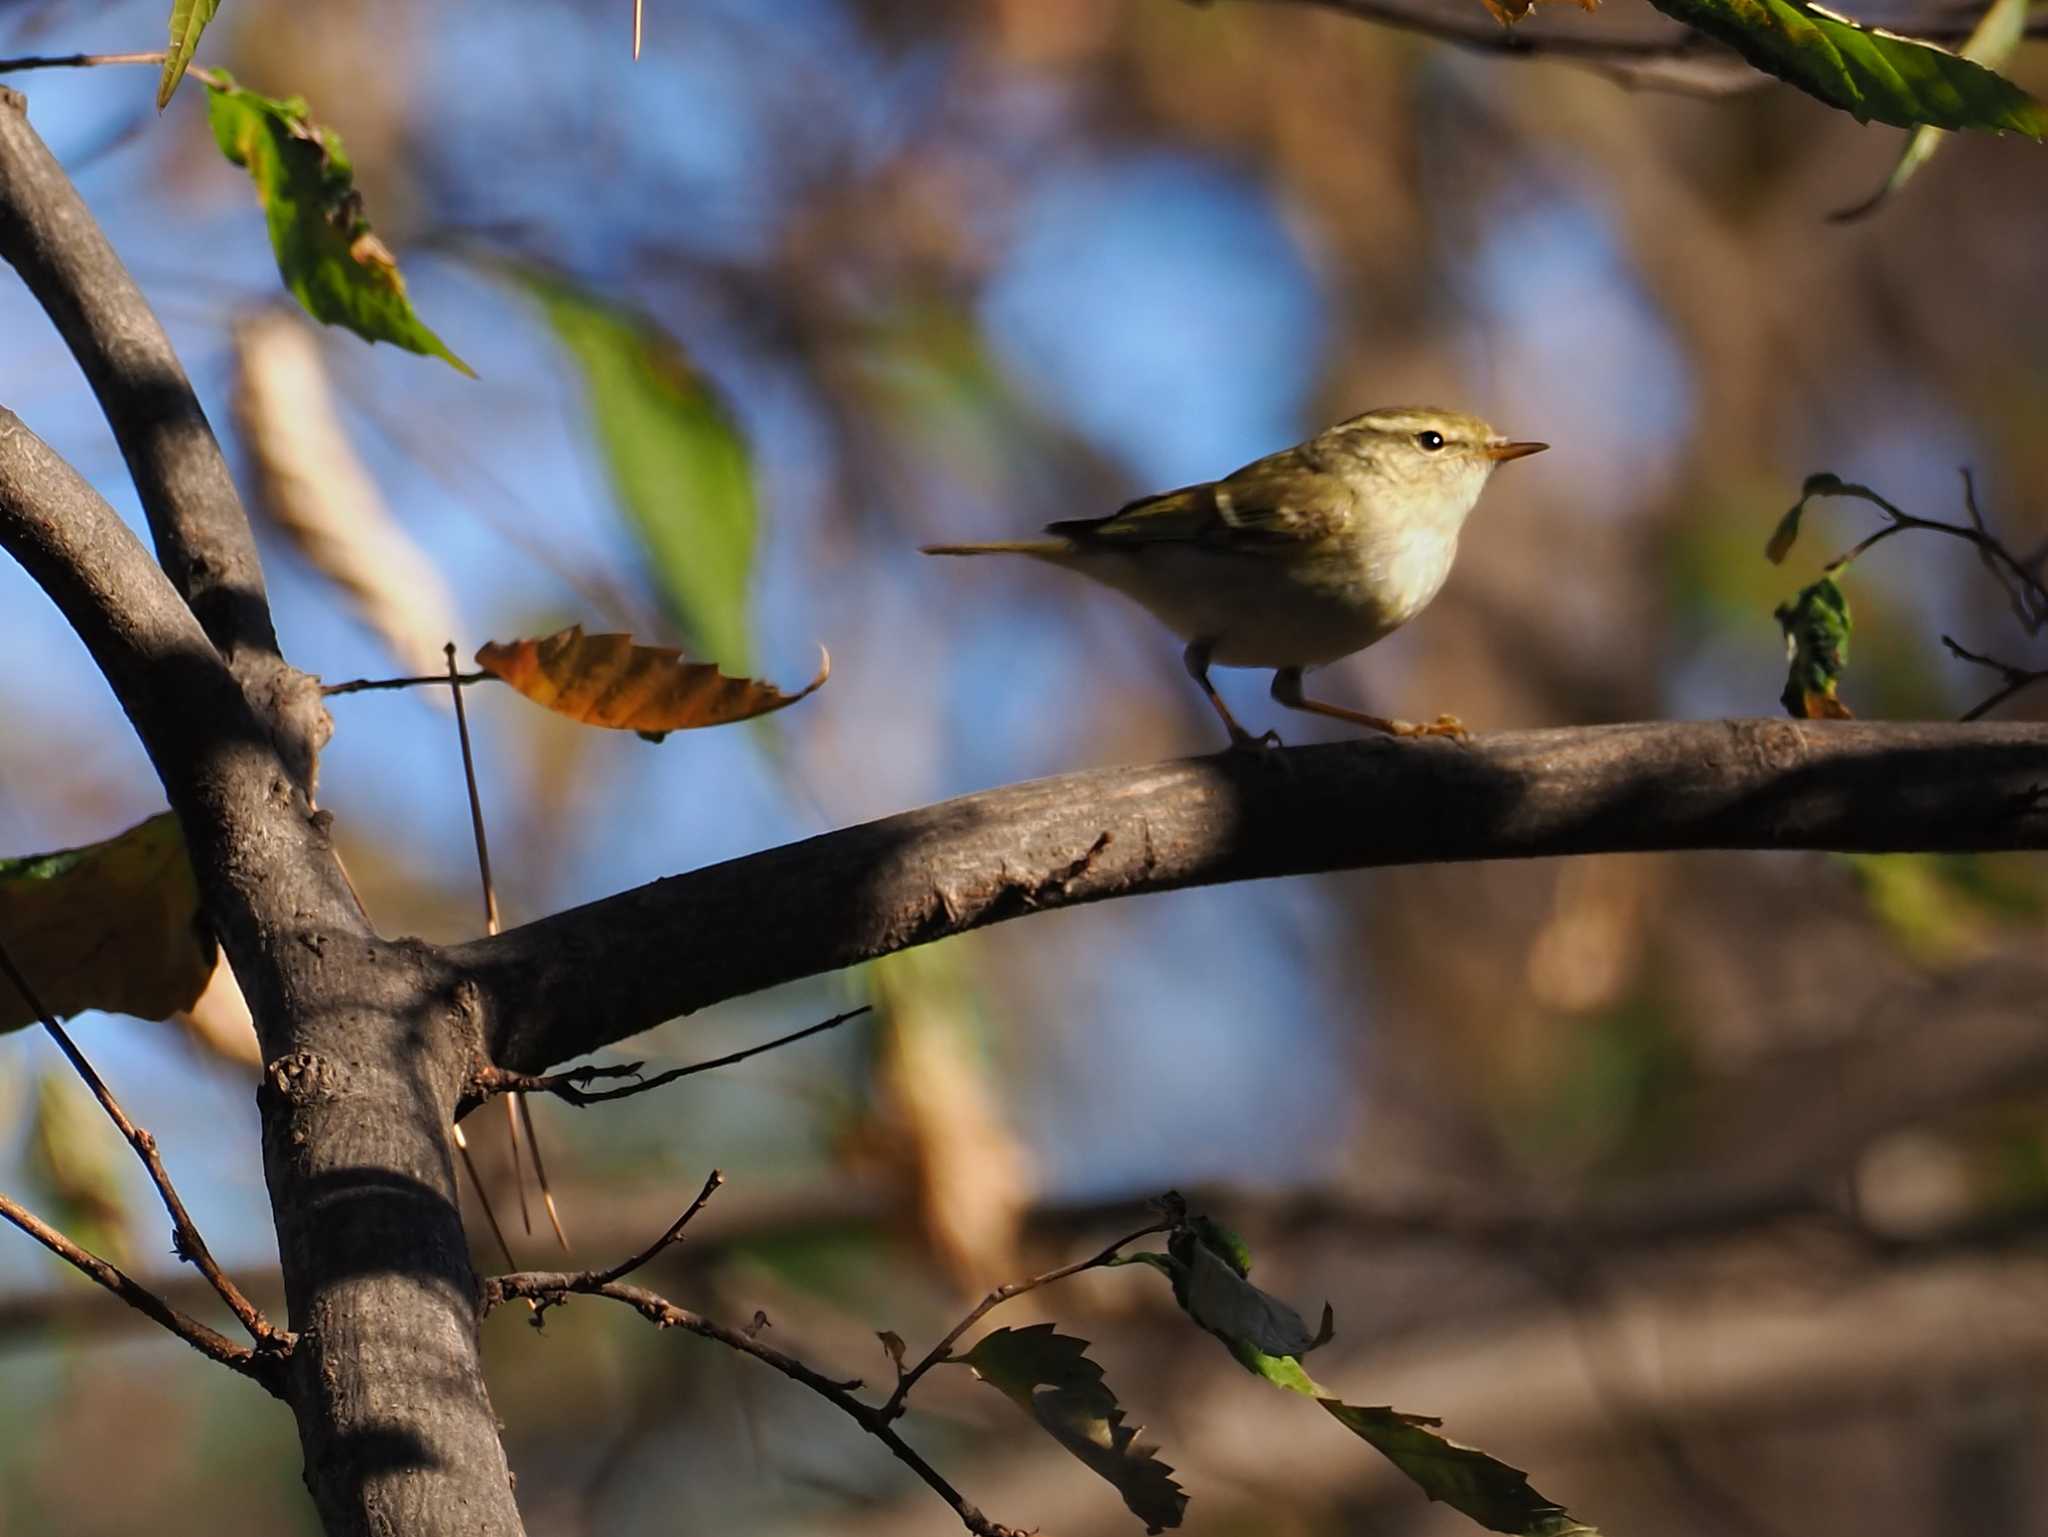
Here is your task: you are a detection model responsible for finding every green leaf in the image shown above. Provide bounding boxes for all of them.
[1831,0,2035,218]
[1182,1226,1333,1360]
[1124,1206,1602,1535]
[0,814,215,1034]
[1775,573,1855,718]
[522,273,757,670]
[1322,1402,1599,1537]
[1643,0,2048,133]
[205,78,472,375]
[158,0,220,109]
[961,1324,1189,1533]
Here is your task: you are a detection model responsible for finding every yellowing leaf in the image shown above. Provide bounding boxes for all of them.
[158,0,221,109]
[0,814,215,1034]
[1322,1402,1599,1537]
[475,626,827,740]
[206,78,472,375]
[962,1324,1189,1533]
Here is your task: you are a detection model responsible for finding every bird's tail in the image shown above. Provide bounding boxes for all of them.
[920,540,1072,558]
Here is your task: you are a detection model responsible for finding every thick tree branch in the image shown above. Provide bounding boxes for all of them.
[469,719,2048,1073]
[0,85,325,781]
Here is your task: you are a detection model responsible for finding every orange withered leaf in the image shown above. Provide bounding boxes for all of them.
[475,626,827,739]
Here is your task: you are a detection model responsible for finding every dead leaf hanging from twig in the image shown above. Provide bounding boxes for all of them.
[475,626,827,740]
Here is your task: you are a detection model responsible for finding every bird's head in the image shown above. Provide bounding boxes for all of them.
[1321,407,1547,526]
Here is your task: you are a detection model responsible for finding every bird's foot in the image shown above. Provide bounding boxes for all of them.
[1390,714,1470,743]
[1227,725,1286,752]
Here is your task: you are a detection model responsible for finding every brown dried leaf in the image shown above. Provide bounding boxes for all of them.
[475,626,827,738]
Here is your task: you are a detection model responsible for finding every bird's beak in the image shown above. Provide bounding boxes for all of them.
[1483,440,1549,462]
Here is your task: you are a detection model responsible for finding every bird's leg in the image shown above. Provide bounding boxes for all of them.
[1184,641,1280,749]
[1270,667,1467,741]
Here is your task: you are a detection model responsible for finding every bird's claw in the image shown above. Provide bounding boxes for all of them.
[1228,726,1286,752]
[1393,714,1470,743]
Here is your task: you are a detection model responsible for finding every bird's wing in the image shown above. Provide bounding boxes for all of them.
[1047,447,1349,549]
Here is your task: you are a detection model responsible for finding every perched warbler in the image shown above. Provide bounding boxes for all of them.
[923,407,1546,747]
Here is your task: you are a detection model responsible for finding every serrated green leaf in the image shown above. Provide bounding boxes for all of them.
[157,0,221,109]
[962,1324,1189,1533]
[522,273,757,670]
[1832,0,2035,218]
[0,814,215,1034]
[1775,573,1855,718]
[1124,1206,1602,1535]
[205,78,471,375]
[1645,0,2048,133]
[1322,1402,1600,1537]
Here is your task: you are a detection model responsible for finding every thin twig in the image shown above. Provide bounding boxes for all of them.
[1819,475,2048,631]
[0,934,283,1349]
[322,669,491,696]
[483,1257,1026,1536]
[474,1005,872,1108]
[451,1122,518,1271]
[591,1167,724,1287]
[0,51,225,88]
[1961,469,2046,636]
[880,1216,1178,1421]
[518,1092,570,1249]
[0,1188,280,1391]
[0,51,166,73]
[1942,636,2048,723]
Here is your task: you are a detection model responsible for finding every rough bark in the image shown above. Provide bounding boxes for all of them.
[469,718,2048,1075]
[0,85,524,1537]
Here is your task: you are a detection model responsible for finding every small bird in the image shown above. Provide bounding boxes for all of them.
[923,407,1546,747]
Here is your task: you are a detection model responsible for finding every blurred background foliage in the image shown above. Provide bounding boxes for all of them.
[1,0,2047,1533]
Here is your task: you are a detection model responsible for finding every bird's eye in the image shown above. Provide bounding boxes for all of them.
[1415,430,1445,451]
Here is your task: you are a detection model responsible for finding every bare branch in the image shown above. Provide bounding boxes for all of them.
[588,1168,724,1289]
[467,719,2048,1074]
[484,1259,1029,1537]
[322,669,492,696]
[472,1005,873,1108]
[881,1213,1179,1421]
[0,932,284,1347]
[1943,636,2048,722]
[0,87,322,775]
[0,1187,282,1391]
